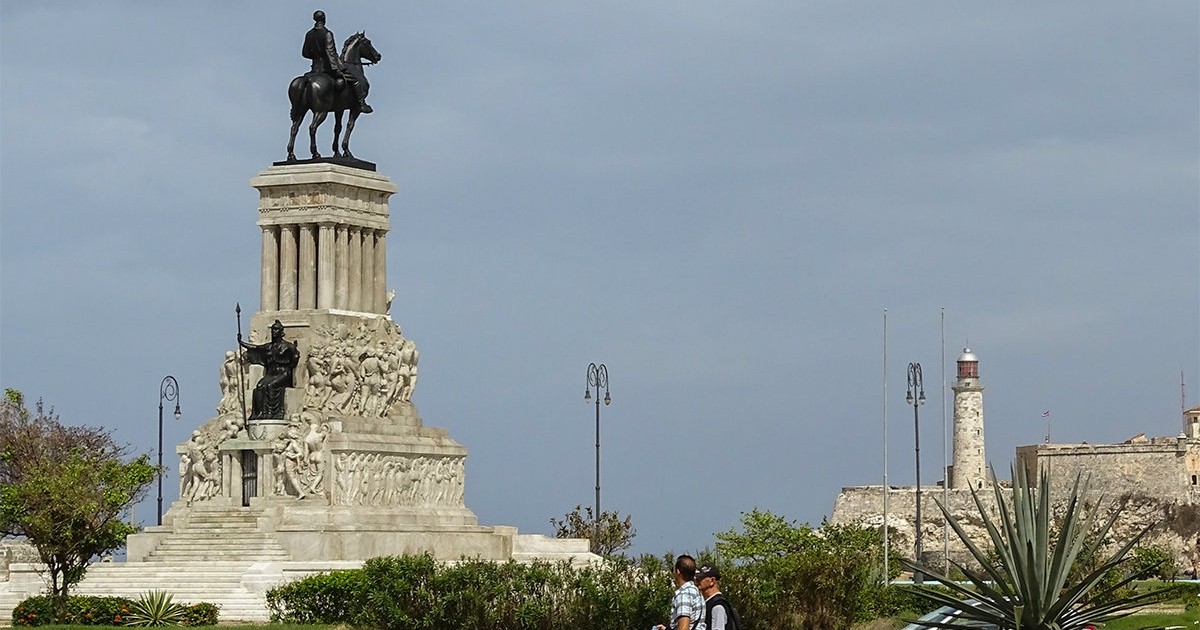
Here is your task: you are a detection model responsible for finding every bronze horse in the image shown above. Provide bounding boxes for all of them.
[286,32,381,161]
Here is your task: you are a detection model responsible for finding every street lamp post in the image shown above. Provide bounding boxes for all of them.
[158,376,182,526]
[583,363,610,546]
[906,362,926,583]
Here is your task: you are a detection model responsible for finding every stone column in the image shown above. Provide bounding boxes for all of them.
[334,225,349,309]
[279,225,299,310]
[260,226,279,312]
[299,224,317,309]
[361,230,376,314]
[374,231,387,314]
[317,223,335,309]
[348,226,362,311]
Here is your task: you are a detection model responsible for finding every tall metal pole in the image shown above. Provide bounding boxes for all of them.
[907,362,926,583]
[584,363,610,549]
[941,308,949,569]
[158,376,181,526]
[882,309,889,584]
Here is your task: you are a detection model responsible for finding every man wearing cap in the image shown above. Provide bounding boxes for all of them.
[696,564,740,630]
[655,554,706,630]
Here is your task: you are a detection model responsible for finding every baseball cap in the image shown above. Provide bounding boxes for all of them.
[695,564,721,580]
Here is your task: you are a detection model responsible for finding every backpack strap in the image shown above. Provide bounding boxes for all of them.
[706,594,741,630]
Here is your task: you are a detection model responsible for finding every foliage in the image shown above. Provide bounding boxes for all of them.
[180,601,220,626]
[867,583,954,620]
[1129,546,1175,582]
[11,594,132,626]
[904,464,1176,630]
[11,596,54,626]
[265,563,366,624]
[11,592,218,627]
[267,552,673,629]
[4,389,28,416]
[715,508,891,629]
[0,392,158,609]
[550,504,636,556]
[124,590,187,627]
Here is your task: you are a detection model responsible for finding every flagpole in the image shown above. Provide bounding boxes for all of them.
[941,307,948,570]
[882,307,889,585]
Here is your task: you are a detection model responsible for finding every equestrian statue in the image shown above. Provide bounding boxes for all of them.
[286,10,382,162]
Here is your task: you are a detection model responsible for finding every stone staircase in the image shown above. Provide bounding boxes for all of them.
[141,507,290,563]
[71,560,275,623]
[0,507,298,625]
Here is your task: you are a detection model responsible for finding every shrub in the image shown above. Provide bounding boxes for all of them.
[11,596,54,627]
[906,464,1175,630]
[266,565,366,625]
[867,583,949,619]
[267,553,674,630]
[124,590,186,627]
[11,595,133,626]
[1131,546,1176,581]
[181,601,220,626]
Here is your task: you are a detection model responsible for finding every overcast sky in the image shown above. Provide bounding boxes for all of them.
[1,2,1197,556]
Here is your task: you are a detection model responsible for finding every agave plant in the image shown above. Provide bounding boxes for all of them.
[124,589,187,627]
[904,464,1170,630]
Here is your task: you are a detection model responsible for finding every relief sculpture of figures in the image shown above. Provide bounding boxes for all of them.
[270,413,330,499]
[216,350,246,416]
[302,412,330,495]
[239,320,300,420]
[331,452,463,508]
[301,320,419,419]
[287,10,382,162]
[181,430,221,505]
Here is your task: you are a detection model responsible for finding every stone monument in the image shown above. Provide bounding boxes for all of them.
[126,158,592,568]
[0,14,594,624]
[125,13,593,565]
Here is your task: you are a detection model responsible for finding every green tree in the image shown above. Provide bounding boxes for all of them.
[0,393,158,610]
[715,508,889,629]
[905,464,1174,630]
[1129,545,1175,582]
[550,504,636,556]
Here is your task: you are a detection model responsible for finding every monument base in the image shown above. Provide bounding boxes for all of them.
[272,156,377,171]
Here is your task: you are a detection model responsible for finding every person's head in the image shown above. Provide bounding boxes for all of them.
[313,10,326,25]
[270,319,286,341]
[695,564,721,596]
[673,554,697,584]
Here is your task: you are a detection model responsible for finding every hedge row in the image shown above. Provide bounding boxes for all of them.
[267,553,673,629]
[11,595,218,627]
[266,553,943,630]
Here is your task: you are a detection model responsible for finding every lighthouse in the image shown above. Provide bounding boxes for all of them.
[950,347,987,490]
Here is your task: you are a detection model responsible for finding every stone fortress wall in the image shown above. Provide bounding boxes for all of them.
[831,347,1200,573]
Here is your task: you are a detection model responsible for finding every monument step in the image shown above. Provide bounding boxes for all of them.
[154,531,280,539]
[150,541,286,550]
[150,539,287,549]
[145,544,290,554]
[64,561,285,622]
[145,544,289,552]
[144,549,291,559]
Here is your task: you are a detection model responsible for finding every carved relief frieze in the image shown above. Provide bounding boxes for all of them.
[301,318,418,418]
[270,411,330,499]
[180,427,224,505]
[333,452,464,508]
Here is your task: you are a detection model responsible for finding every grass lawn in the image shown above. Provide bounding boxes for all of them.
[1105,607,1200,630]
[859,607,1200,630]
